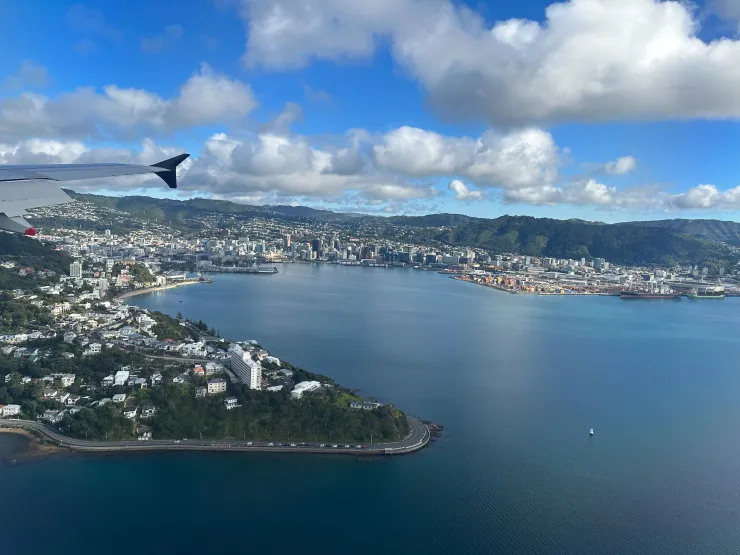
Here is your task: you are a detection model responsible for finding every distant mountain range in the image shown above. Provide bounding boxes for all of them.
[58,190,739,267]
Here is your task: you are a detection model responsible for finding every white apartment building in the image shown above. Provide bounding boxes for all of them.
[229,345,262,390]
[69,261,83,279]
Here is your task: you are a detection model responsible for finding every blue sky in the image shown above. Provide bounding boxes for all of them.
[3,0,740,222]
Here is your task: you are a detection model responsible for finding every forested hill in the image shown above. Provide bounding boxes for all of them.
[0,233,72,274]
[423,215,735,267]
[622,219,740,246]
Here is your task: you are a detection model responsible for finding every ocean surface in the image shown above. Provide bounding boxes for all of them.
[4,264,740,555]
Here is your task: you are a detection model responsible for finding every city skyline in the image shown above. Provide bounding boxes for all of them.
[6,1,740,222]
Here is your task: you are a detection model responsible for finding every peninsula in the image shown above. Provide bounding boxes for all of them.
[0,235,427,453]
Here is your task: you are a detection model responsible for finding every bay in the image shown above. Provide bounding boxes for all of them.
[3,263,740,554]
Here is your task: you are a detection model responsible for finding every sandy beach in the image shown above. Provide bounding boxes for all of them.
[115,279,210,301]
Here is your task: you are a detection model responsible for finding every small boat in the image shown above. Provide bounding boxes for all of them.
[589,428,594,436]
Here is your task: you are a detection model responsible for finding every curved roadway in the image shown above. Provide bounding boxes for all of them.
[0,416,429,456]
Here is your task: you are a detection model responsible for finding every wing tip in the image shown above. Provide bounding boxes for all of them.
[152,153,190,189]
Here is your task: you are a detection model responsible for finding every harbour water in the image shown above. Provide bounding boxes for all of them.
[4,264,740,554]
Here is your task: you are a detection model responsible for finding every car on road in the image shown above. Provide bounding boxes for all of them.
[174,440,180,443]
[320,444,326,447]
[332,444,338,448]
[268,442,274,446]
[344,445,350,448]
[246,442,252,446]
[290,443,296,447]
[355,445,361,448]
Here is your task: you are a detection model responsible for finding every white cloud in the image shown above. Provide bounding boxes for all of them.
[604,156,637,175]
[583,155,638,175]
[141,25,184,53]
[240,0,740,125]
[0,64,256,140]
[361,184,438,201]
[669,184,740,209]
[1,61,49,91]
[448,180,484,201]
[447,179,486,200]
[503,178,657,209]
[373,126,560,189]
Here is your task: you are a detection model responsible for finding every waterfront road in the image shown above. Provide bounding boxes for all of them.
[0,416,429,456]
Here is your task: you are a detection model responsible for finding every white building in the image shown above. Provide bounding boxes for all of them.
[224,396,240,410]
[69,261,83,279]
[207,378,227,395]
[291,381,321,399]
[60,374,76,387]
[114,370,129,387]
[0,404,21,417]
[112,393,126,403]
[229,345,262,390]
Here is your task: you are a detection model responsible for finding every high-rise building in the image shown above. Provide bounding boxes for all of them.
[69,261,83,279]
[104,229,111,237]
[283,234,291,249]
[593,257,605,271]
[229,345,262,390]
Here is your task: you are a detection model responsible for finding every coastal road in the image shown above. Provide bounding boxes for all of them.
[0,416,429,456]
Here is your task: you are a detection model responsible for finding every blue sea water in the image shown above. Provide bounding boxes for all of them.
[3,264,740,554]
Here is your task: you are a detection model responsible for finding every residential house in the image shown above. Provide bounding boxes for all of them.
[140,405,156,419]
[0,404,21,417]
[114,370,129,387]
[204,362,223,376]
[172,373,189,384]
[350,401,383,411]
[102,375,115,387]
[207,378,227,395]
[112,393,126,403]
[57,392,71,404]
[195,386,207,398]
[193,365,205,377]
[83,343,102,356]
[150,372,163,386]
[63,332,77,344]
[41,410,62,424]
[291,381,321,399]
[123,406,137,419]
[224,397,240,410]
[60,374,76,387]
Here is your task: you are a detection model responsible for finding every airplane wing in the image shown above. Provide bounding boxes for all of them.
[0,153,189,236]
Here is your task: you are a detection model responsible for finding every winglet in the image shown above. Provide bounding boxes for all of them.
[151,153,190,189]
